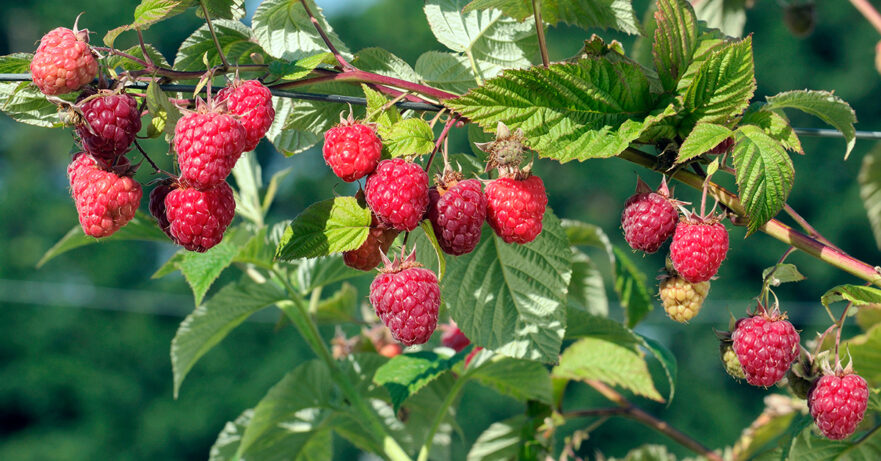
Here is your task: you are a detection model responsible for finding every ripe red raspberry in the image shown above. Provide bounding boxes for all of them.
[731,313,800,387]
[669,215,729,283]
[76,91,141,160]
[149,179,175,239]
[323,121,382,182]
[216,80,275,152]
[174,107,246,189]
[343,217,400,271]
[369,257,440,346]
[809,373,868,440]
[440,323,470,352]
[30,27,98,96]
[164,182,236,252]
[67,152,142,238]
[365,159,429,231]
[428,178,486,255]
[485,175,547,244]
[621,179,679,253]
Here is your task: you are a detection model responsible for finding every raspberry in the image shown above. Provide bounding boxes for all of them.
[465,347,484,368]
[174,107,246,189]
[369,258,440,346]
[809,373,868,440]
[30,27,98,96]
[440,323,470,352]
[76,91,141,160]
[379,344,403,358]
[67,152,142,238]
[720,343,746,380]
[731,313,800,387]
[148,179,175,239]
[669,216,729,283]
[485,175,547,244]
[343,217,400,271]
[621,179,678,253]
[659,275,709,323]
[216,80,275,152]
[323,122,382,182]
[428,178,486,255]
[164,182,236,252]
[365,159,429,231]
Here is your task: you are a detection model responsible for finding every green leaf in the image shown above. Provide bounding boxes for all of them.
[313,283,358,324]
[198,0,246,20]
[374,350,463,412]
[845,324,881,386]
[442,210,572,363]
[237,360,334,458]
[821,285,881,309]
[608,444,678,461]
[788,423,881,459]
[146,81,181,140]
[418,221,447,282]
[462,0,641,35]
[681,36,756,128]
[174,19,266,71]
[275,197,372,261]
[636,334,677,403]
[268,52,336,80]
[561,219,613,254]
[163,228,251,306]
[465,355,553,404]
[209,409,252,461]
[692,0,749,37]
[0,82,68,128]
[294,256,364,294]
[762,263,805,286]
[415,51,477,95]
[37,212,169,268]
[466,415,528,461]
[385,118,436,158]
[265,96,321,156]
[446,58,659,163]
[0,53,33,73]
[741,104,804,154]
[171,278,288,397]
[362,85,402,140]
[353,48,420,82]
[652,0,699,92]
[613,246,653,329]
[567,249,609,317]
[105,0,197,47]
[424,0,540,80]
[732,125,795,234]
[252,0,350,62]
[106,44,170,71]
[676,122,732,163]
[231,152,264,225]
[860,144,881,251]
[764,90,857,159]
[553,335,663,402]
[283,82,365,137]
[210,408,329,461]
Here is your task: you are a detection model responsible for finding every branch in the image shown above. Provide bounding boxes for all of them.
[271,68,457,102]
[299,0,353,70]
[532,0,550,68]
[199,0,230,71]
[585,380,723,461]
[618,148,881,287]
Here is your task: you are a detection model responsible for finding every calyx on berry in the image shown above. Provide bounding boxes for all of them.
[475,121,527,175]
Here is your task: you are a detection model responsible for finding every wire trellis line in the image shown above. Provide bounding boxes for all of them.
[0,73,877,140]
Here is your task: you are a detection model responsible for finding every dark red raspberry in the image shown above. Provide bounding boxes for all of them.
[669,215,729,283]
[731,313,800,387]
[67,152,142,238]
[485,175,547,244]
[30,27,98,95]
[174,107,246,189]
[428,178,486,255]
[621,179,679,253]
[343,217,400,271]
[809,373,868,440]
[76,91,141,160]
[440,323,470,352]
[323,122,382,182]
[148,179,175,239]
[216,80,275,152]
[164,182,236,252]
[365,159,429,231]
[369,257,440,346]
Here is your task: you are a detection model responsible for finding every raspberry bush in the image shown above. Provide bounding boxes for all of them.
[6,0,881,459]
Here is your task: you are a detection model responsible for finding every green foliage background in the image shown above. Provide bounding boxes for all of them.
[1,0,880,459]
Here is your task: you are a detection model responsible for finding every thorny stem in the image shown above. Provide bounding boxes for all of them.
[619,147,881,287]
[850,0,881,35]
[271,69,457,102]
[532,0,550,68]
[92,47,149,69]
[585,380,723,461]
[136,30,153,68]
[299,0,353,70]
[133,139,175,178]
[199,1,230,71]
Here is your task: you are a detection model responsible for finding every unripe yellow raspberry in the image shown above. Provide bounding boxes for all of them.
[659,275,710,323]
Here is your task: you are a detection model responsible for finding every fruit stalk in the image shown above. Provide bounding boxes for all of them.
[619,147,881,287]
[198,0,230,71]
[532,0,550,68]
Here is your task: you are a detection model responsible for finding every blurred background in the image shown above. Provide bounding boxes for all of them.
[1,0,879,459]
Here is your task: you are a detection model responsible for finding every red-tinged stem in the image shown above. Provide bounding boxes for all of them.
[850,0,881,35]
[532,0,550,68]
[619,148,881,287]
[199,1,230,71]
[783,203,843,252]
[585,380,723,461]
[425,117,457,173]
[136,30,154,68]
[834,301,855,367]
[272,69,457,102]
[813,323,838,358]
[92,47,149,68]
[299,0,353,70]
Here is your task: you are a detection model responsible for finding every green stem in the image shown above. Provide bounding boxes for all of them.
[272,270,412,461]
[464,50,484,86]
[532,0,550,68]
[416,375,468,461]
